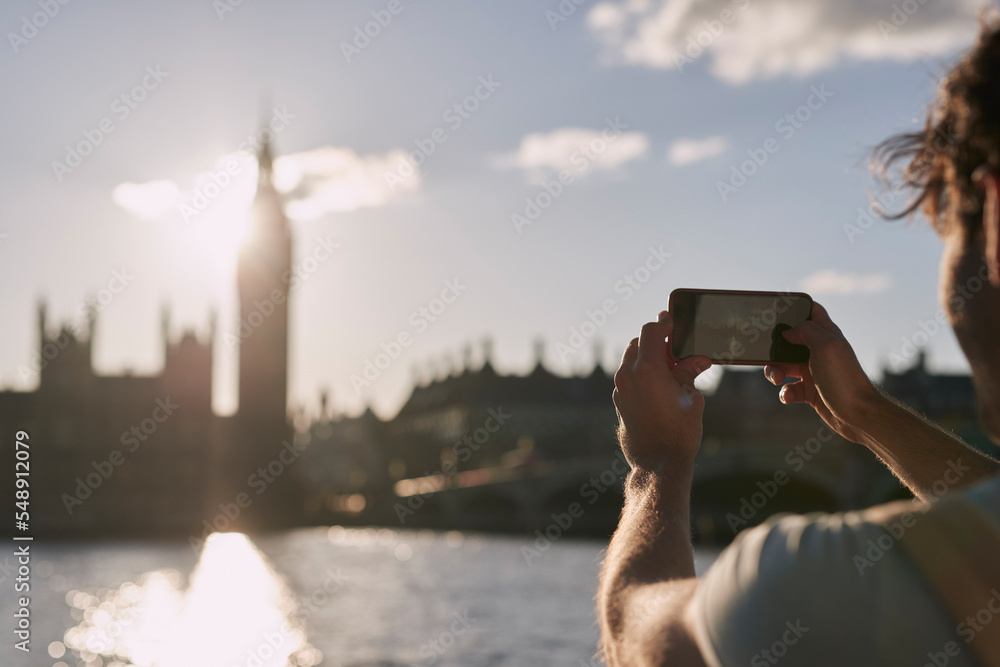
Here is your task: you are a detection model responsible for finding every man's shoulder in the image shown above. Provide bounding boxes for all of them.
[724,507,904,585]
[748,469,1000,563]
[691,505,976,666]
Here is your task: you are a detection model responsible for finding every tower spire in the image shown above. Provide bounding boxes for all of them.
[257,91,274,187]
[592,339,604,373]
[247,95,288,242]
[160,302,171,348]
[37,298,47,350]
[481,337,494,371]
[533,337,546,370]
[238,112,291,422]
[257,136,273,186]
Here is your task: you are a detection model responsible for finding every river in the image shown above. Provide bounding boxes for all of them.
[1,528,721,666]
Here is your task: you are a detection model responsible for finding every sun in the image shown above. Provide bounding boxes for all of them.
[180,151,260,275]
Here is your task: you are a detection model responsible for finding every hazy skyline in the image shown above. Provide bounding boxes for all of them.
[0,0,989,418]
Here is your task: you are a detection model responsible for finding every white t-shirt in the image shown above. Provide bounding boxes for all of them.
[690,476,1000,666]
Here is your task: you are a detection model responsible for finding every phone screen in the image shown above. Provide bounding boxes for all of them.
[670,289,812,365]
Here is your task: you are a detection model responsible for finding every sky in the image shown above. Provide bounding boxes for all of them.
[0,0,992,419]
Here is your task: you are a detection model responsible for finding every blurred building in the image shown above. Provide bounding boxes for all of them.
[296,340,621,531]
[296,347,997,541]
[882,350,993,451]
[0,138,299,538]
[0,305,216,536]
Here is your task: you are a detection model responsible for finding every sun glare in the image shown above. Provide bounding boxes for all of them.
[179,151,259,275]
[61,533,321,667]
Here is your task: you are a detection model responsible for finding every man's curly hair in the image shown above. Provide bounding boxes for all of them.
[873,15,1000,239]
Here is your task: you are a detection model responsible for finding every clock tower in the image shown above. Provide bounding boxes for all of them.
[236,138,291,424]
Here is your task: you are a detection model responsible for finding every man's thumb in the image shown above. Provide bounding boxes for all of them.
[672,355,711,388]
[782,321,827,348]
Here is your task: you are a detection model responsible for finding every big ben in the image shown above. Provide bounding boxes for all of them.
[237,138,291,425]
[225,135,299,529]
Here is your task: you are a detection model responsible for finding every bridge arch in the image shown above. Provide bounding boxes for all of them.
[456,488,525,531]
[690,472,840,542]
[539,482,623,517]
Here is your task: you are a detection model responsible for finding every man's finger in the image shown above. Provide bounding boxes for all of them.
[779,381,808,405]
[764,364,805,384]
[809,302,842,336]
[672,355,711,388]
[620,337,639,367]
[637,320,671,365]
[782,320,831,348]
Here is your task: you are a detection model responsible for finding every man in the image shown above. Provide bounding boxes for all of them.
[599,20,1000,667]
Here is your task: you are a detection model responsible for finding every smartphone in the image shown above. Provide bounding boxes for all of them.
[668,288,812,365]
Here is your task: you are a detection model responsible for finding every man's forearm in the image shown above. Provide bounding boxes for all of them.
[602,467,696,585]
[854,391,1000,499]
[598,465,699,665]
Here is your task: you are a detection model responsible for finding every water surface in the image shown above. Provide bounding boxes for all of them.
[2,528,721,666]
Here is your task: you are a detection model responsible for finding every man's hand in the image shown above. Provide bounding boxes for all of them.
[613,311,712,473]
[764,301,1000,497]
[600,310,713,667]
[763,302,882,444]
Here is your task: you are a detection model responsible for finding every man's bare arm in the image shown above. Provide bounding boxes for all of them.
[850,390,1000,499]
[599,313,713,666]
[598,467,706,666]
[765,302,999,500]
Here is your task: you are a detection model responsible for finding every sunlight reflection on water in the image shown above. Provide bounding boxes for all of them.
[57,533,321,667]
[23,529,721,666]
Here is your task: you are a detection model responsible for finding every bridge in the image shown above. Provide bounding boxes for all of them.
[371,433,906,543]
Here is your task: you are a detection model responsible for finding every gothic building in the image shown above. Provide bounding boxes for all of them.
[0,137,299,537]
[0,304,216,535]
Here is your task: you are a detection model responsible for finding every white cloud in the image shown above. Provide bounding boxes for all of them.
[112,180,181,221]
[113,152,258,227]
[586,0,987,84]
[494,125,649,180]
[274,146,420,221]
[667,136,728,166]
[113,146,418,224]
[800,269,892,295]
